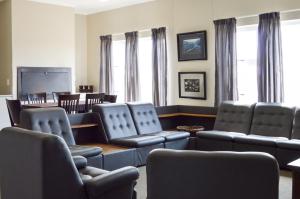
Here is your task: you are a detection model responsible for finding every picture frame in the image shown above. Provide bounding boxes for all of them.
[178,72,206,100]
[177,31,207,61]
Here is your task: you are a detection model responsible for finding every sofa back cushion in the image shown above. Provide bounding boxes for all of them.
[127,102,162,135]
[292,108,300,139]
[214,101,255,133]
[250,103,294,138]
[20,108,76,145]
[92,104,138,140]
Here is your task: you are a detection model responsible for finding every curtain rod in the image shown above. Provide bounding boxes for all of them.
[110,29,151,37]
[236,9,300,19]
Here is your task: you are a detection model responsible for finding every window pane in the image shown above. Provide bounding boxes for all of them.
[236,25,258,103]
[138,36,153,103]
[112,40,125,103]
[282,20,300,106]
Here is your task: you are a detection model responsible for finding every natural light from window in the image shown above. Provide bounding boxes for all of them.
[236,25,258,103]
[282,19,300,106]
[111,36,153,103]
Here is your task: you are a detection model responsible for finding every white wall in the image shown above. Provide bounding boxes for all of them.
[11,0,76,97]
[0,96,12,130]
[85,0,300,107]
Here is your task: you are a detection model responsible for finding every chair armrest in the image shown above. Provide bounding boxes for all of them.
[85,166,139,198]
[72,155,87,169]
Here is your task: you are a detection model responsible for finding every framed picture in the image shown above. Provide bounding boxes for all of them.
[177,31,207,61]
[178,72,206,100]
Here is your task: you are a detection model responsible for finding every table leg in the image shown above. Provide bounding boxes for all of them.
[293,171,300,199]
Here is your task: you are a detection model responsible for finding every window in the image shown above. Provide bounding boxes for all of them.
[236,25,258,103]
[282,19,300,105]
[111,35,153,103]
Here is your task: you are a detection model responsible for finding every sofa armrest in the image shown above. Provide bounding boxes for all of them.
[72,155,87,169]
[85,166,139,198]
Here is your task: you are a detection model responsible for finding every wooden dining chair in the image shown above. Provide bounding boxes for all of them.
[85,93,105,112]
[6,99,22,127]
[52,91,71,102]
[27,92,47,104]
[58,94,80,114]
[103,94,117,103]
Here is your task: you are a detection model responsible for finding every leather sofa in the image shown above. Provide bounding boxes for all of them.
[196,101,298,168]
[147,149,279,199]
[19,108,103,168]
[0,127,139,199]
[93,103,190,166]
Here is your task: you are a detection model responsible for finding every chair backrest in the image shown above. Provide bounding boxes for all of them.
[250,103,294,138]
[19,107,76,145]
[291,108,300,139]
[147,149,279,199]
[6,99,22,126]
[52,91,71,102]
[127,102,162,135]
[103,95,117,103]
[58,94,80,114]
[27,92,47,104]
[214,101,255,133]
[85,93,105,112]
[0,127,86,199]
[92,103,138,140]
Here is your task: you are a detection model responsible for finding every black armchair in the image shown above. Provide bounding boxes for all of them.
[0,127,139,199]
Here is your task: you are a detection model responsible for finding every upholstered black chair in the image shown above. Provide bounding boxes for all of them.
[19,107,103,168]
[6,99,22,126]
[0,127,139,199]
[147,149,279,199]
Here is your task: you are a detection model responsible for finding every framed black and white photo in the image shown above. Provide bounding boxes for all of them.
[177,31,207,61]
[178,72,206,100]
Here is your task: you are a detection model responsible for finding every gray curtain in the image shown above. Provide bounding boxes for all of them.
[257,12,284,103]
[214,18,238,106]
[99,35,113,94]
[125,31,140,102]
[152,27,167,106]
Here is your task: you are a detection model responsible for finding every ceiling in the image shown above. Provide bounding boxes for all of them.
[29,0,155,15]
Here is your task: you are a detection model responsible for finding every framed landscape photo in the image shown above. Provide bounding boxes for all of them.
[177,31,207,61]
[178,72,206,100]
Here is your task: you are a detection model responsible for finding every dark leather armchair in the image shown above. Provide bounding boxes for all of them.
[147,149,279,199]
[0,127,139,199]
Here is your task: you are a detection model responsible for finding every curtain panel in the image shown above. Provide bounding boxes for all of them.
[257,12,284,103]
[125,31,140,102]
[152,27,168,106]
[99,35,113,94]
[214,18,238,106]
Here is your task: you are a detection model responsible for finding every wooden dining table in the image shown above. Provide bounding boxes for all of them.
[22,100,87,112]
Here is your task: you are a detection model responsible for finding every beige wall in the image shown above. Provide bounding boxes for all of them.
[0,0,12,95]
[11,0,76,97]
[75,14,87,91]
[86,0,300,107]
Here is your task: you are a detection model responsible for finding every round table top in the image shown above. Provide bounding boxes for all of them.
[176,125,205,133]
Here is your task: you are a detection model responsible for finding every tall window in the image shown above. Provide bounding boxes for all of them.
[282,19,300,105]
[111,35,153,103]
[236,25,258,102]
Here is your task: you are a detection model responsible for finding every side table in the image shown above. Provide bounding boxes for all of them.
[288,158,300,199]
[176,125,205,137]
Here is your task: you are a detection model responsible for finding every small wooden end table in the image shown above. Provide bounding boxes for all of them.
[176,125,205,137]
[288,158,300,199]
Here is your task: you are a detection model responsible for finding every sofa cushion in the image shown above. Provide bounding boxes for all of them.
[235,135,288,146]
[93,104,138,140]
[250,103,294,138]
[196,130,246,141]
[151,131,190,141]
[127,102,162,135]
[111,135,164,147]
[20,108,76,145]
[277,139,300,150]
[69,145,102,158]
[213,101,255,133]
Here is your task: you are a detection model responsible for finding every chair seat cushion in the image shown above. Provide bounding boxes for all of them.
[111,135,164,147]
[277,139,300,150]
[196,130,247,141]
[151,131,190,141]
[235,135,288,146]
[69,145,103,158]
